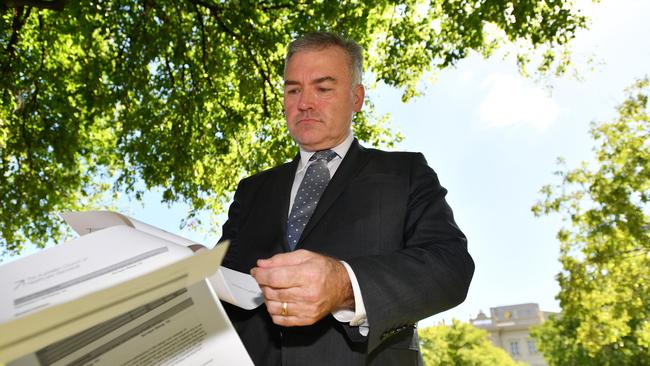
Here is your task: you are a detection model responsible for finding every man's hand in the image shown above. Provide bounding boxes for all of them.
[251,249,354,327]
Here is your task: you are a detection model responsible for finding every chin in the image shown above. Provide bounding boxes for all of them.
[297,140,326,151]
[293,130,325,146]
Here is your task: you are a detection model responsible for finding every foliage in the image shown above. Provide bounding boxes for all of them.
[0,0,590,256]
[531,77,650,365]
[419,320,524,366]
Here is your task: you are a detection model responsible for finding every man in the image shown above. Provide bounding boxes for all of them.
[219,32,474,365]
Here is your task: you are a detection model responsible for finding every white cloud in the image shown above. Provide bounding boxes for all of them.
[478,73,559,132]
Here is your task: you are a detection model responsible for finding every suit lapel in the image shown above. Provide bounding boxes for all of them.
[297,139,369,248]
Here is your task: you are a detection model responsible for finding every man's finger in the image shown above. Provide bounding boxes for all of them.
[260,285,312,303]
[256,249,313,268]
[267,301,319,327]
[252,265,305,288]
[267,300,297,317]
[270,314,308,327]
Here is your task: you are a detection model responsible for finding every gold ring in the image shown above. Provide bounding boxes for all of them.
[281,302,288,316]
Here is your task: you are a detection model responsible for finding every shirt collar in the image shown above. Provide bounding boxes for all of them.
[297,131,354,172]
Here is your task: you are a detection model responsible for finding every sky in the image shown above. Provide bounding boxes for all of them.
[5,0,650,328]
[383,0,650,325]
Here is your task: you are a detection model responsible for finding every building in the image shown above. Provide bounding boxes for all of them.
[470,303,555,366]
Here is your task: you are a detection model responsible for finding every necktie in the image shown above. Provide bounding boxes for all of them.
[287,149,338,250]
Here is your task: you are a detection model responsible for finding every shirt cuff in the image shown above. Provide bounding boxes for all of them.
[332,261,369,336]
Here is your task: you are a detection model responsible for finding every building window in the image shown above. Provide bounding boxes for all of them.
[528,339,537,354]
[510,341,520,356]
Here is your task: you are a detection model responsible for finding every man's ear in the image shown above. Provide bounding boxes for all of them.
[353,84,365,112]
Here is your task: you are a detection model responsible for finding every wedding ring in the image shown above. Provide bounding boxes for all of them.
[281,302,288,316]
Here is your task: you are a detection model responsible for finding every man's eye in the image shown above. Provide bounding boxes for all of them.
[286,88,300,95]
[318,88,332,93]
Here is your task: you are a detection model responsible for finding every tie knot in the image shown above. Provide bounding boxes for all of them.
[309,150,337,163]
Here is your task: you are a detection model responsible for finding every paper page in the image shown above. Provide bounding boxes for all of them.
[208,267,264,310]
[60,210,261,309]
[0,227,229,363]
[127,217,199,247]
[61,211,200,247]
[0,226,191,323]
[59,211,134,235]
[8,280,253,366]
[60,210,261,310]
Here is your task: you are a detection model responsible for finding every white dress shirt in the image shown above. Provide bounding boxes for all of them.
[289,131,369,336]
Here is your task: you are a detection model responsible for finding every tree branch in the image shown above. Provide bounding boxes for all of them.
[255,0,309,12]
[4,0,66,11]
[188,0,272,116]
[191,2,209,75]
[2,6,32,79]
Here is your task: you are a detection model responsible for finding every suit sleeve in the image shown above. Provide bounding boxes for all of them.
[345,153,474,353]
[219,178,248,270]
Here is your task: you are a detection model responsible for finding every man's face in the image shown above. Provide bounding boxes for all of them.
[283,46,364,152]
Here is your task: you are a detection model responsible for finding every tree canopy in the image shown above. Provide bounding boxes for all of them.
[531,77,650,365]
[1,0,589,256]
[419,320,525,365]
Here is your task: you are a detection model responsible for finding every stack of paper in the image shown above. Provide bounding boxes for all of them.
[0,211,263,366]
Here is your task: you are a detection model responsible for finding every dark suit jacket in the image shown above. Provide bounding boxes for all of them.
[220,139,474,365]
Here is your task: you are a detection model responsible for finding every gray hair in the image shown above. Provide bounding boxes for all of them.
[284,32,364,85]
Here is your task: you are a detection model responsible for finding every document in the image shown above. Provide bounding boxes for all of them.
[8,281,251,366]
[61,211,264,310]
[209,267,265,311]
[0,211,256,365]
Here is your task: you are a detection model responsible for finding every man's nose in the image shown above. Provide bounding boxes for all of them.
[298,90,315,111]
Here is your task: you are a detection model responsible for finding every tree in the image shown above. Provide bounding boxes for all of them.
[531,78,650,365]
[1,0,590,256]
[419,320,524,365]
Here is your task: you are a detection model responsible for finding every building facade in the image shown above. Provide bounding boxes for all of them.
[470,303,554,366]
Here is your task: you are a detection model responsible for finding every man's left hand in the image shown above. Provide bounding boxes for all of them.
[251,249,354,327]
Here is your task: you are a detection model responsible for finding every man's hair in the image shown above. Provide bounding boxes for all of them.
[284,32,364,85]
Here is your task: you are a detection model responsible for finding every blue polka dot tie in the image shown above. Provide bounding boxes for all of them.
[287,149,338,250]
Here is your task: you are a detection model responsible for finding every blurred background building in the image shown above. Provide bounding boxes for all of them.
[471,303,555,366]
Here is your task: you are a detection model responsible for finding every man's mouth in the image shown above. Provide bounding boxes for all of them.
[297,118,321,124]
